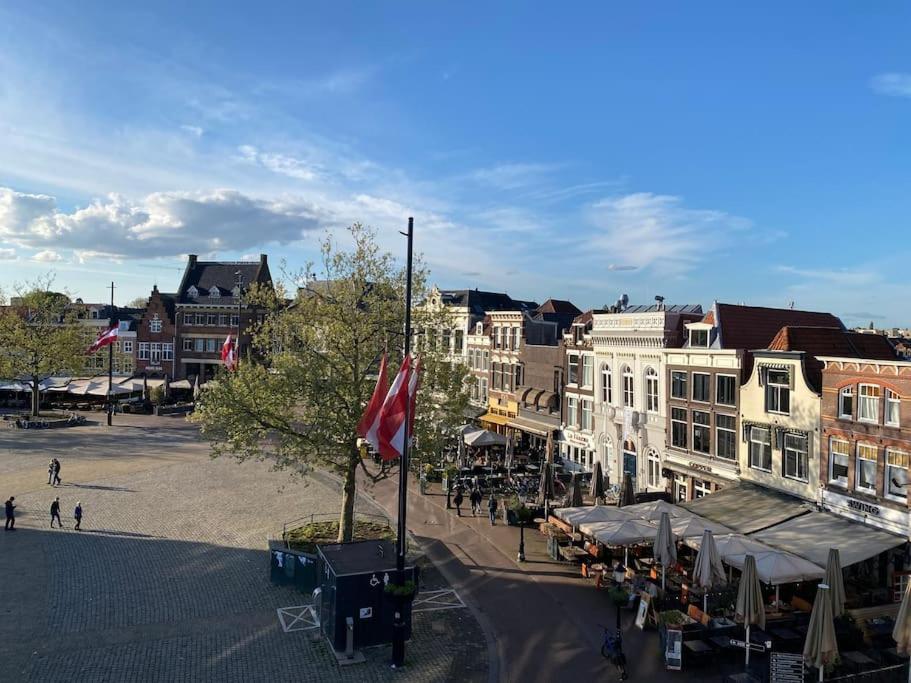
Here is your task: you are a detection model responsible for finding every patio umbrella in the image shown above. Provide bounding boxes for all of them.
[463,429,508,447]
[892,582,911,671]
[803,583,839,682]
[618,474,635,508]
[725,550,825,586]
[568,473,584,507]
[505,436,514,474]
[671,515,732,540]
[540,463,555,518]
[545,430,554,463]
[653,511,677,593]
[590,461,605,503]
[693,529,726,613]
[457,437,466,469]
[625,499,693,522]
[589,518,659,567]
[193,375,201,401]
[735,554,765,669]
[164,375,170,399]
[142,375,149,401]
[563,505,633,529]
[824,549,846,619]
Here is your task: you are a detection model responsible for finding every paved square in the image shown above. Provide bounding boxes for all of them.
[0,415,488,682]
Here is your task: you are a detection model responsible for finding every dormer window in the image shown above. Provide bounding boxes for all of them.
[149,314,162,333]
[187,286,198,298]
[209,287,220,298]
[232,285,241,297]
[689,329,709,347]
[475,322,483,334]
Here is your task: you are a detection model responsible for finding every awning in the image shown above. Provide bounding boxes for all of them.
[507,415,552,437]
[479,412,510,427]
[518,387,535,404]
[463,429,508,447]
[681,482,812,534]
[536,391,558,409]
[751,511,906,568]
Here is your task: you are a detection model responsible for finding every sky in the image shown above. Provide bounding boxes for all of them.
[0,2,909,323]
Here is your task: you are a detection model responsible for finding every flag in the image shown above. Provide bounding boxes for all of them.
[357,352,388,445]
[407,356,422,435]
[86,325,119,354]
[221,334,237,371]
[377,355,415,461]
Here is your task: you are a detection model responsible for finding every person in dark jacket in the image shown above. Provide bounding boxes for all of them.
[4,497,15,530]
[488,495,498,525]
[50,497,63,528]
[453,489,464,517]
[470,488,482,516]
[52,459,61,486]
[74,502,83,531]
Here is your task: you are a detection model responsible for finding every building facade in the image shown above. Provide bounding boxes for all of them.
[135,286,177,379]
[561,311,597,471]
[77,302,140,377]
[466,318,491,411]
[509,341,564,455]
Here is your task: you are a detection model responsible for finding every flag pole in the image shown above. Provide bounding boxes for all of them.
[391,216,413,668]
[107,281,115,427]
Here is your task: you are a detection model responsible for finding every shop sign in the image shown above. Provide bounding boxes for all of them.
[564,431,593,449]
[688,461,712,473]
[846,499,880,516]
[823,489,909,536]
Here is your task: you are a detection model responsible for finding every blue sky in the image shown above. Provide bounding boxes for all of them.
[0,2,909,323]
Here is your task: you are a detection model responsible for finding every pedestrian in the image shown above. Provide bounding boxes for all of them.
[52,459,61,486]
[4,496,15,531]
[47,459,55,485]
[470,487,482,516]
[50,497,63,528]
[453,488,464,517]
[488,494,498,526]
[74,502,82,531]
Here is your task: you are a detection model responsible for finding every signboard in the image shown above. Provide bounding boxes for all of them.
[729,638,767,653]
[664,628,682,670]
[770,652,804,682]
[822,489,909,536]
[635,592,650,630]
[358,607,373,619]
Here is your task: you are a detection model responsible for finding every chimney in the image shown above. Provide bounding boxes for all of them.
[260,254,268,265]
[188,254,197,267]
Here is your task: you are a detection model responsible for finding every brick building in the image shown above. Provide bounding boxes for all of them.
[561,310,597,471]
[135,286,177,379]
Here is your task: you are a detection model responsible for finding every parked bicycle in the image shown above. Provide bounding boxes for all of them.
[599,624,628,680]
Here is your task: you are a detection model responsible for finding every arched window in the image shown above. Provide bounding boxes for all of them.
[646,448,661,488]
[601,364,612,404]
[622,366,634,408]
[645,367,659,413]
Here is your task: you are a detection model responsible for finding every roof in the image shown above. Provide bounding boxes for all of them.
[437,289,534,316]
[572,310,594,326]
[317,540,404,576]
[619,304,703,314]
[767,326,897,360]
[712,303,843,350]
[176,254,272,304]
[536,299,581,315]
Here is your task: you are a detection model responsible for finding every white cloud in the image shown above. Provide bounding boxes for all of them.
[776,265,878,286]
[32,249,62,262]
[238,145,320,182]
[870,73,911,98]
[0,187,331,260]
[467,163,561,190]
[180,124,204,137]
[0,247,16,260]
[587,193,751,274]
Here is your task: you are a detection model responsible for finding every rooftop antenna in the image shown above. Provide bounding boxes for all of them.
[789,301,795,310]
[655,295,665,311]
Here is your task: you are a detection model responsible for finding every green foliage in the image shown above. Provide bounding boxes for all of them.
[384,580,417,598]
[148,385,164,405]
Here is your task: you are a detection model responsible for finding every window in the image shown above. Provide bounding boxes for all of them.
[886,449,909,502]
[671,408,688,449]
[716,375,736,406]
[512,327,520,351]
[582,399,593,431]
[647,450,661,488]
[493,327,501,349]
[483,350,489,370]
[230,314,239,327]
[194,339,204,352]
[783,433,808,481]
[601,365,612,404]
[749,427,772,471]
[206,338,217,352]
[886,389,901,427]
[856,443,878,493]
[209,287,220,298]
[441,329,451,352]
[602,439,614,472]
[671,371,688,399]
[692,373,710,402]
[187,286,198,298]
[491,363,500,390]
[674,479,688,502]
[219,314,227,326]
[480,378,488,401]
[692,411,710,454]
[150,343,162,362]
[716,414,736,460]
[568,354,579,385]
[149,316,162,333]
[454,330,464,353]
[694,480,711,499]
[689,329,709,347]
[622,440,637,483]
[582,355,593,387]
[622,366,634,407]
[138,343,149,360]
[858,384,880,422]
[839,386,854,419]
[162,343,173,361]
[829,439,850,486]
[645,368,659,413]
[765,369,790,414]
[207,313,217,326]
[567,397,578,428]
[183,338,193,351]
[122,340,133,354]
[513,364,523,390]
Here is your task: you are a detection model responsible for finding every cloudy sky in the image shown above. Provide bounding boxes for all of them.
[0,2,909,323]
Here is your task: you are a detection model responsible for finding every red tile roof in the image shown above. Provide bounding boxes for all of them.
[537,298,582,315]
[572,310,594,326]
[714,303,843,350]
[767,326,896,359]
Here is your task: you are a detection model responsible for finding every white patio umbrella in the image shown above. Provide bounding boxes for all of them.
[892,581,911,682]
[653,511,677,593]
[671,515,733,540]
[725,549,825,586]
[561,505,633,529]
[735,554,765,669]
[463,429,508,447]
[589,518,659,567]
[623,498,693,521]
[803,583,838,682]
[824,549,846,619]
[693,529,726,613]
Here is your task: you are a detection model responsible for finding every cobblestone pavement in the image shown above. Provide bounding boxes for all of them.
[0,415,488,682]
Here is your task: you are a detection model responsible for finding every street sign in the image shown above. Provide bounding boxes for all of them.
[770,652,804,683]
[729,638,767,653]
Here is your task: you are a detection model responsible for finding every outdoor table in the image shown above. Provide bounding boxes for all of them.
[842,651,876,672]
[883,648,910,665]
[684,640,712,655]
[769,627,800,642]
[723,674,762,683]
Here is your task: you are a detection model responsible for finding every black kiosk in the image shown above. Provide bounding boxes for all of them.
[316,540,419,651]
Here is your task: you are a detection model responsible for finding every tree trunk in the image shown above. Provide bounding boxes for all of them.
[31,380,40,417]
[337,449,359,543]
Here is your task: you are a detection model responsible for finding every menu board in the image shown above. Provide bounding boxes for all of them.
[635,592,650,630]
[664,628,682,671]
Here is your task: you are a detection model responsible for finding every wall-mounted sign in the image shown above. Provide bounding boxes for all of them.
[823,489,909,537]
[565,431,593,449]
[688,461,712,473]
[847,499,880,516]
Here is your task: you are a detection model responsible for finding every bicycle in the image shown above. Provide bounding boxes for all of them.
[599,624,629,680]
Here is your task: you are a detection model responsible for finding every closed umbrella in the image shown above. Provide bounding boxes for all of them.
[193,375,201,401]
[735,554,765,669]
[825,549,846,619]
[803,584,839,682]
[693,529,726,613]
[590,461,605,503]
[653,511,677,593]
[567,473,582,507]
[540,463,555,518]
[892,582,911,683]
[618,474,635,508]
[545,431,554,463]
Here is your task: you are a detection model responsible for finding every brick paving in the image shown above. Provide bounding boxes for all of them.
[0,415,488,682]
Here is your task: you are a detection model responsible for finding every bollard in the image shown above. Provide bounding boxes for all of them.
[345,617,355,659]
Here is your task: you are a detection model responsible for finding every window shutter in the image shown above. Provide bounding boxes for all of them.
[759,367,767,387]
[788,369,795,390]
[742,423,750,443]
[773,427,783,450]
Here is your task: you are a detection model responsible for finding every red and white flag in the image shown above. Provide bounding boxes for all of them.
[221,334,237,371]
[377,355,422,461]
[357,352,388,447]
[86,325,119,354]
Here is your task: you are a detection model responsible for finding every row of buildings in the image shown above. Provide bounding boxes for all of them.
[428,287,911,541]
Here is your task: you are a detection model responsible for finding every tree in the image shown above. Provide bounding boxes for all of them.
[126,296,149,308]
[0,278,85,415]
[191,224,471,542]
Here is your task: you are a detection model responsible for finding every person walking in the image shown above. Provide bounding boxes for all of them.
[4,496,15,531]
[488,494,498,526]
[470,487,482,516]
[50,497,63,528]
[453,488,464,517]
[51,459,61,487]
[74,502,83,531]
[47,459,55,485]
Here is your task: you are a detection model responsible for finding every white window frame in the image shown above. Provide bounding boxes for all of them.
[480,378,488,401]
[783,433,809,482]
[689,329,709,348]
[886,389,901,427]
[858,384,880,424]
[856,442,878,494]
[838,386,854,420]
[582,355,593,388]
[693,479,711,499]
[601,365,612,404]
[671,407,688,449]
[183,338,193,351]
[121,340,133,354]
[829,438,850,486]
[715,414,736,460]
[885,448,909,502]
[194,339,205,352]
[749,426,772,472]
[138,342,150,360]
[692,372,710,403]
[647,450,661,488]
[581,399,593,432]
[765,369,790,415]
[568,354,579,385]
[602,439,614,472]
[567,396,578,428]
[162,343,173,361]
[692,411,710,454]
[622,366,634,408]
[671,371,687,400]
[149,316,162,333]
[150,342,162,362]
[645,367,659,413]
[716,374,736,407]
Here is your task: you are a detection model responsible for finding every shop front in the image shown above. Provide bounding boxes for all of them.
[662,451,738,503]
[479,397,517,436]
[559,429,595,472]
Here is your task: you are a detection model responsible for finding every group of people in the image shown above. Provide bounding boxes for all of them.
[50,496,83,530]
[4,458,84,532]
[48,458,62,486]
[451,484,499,525]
